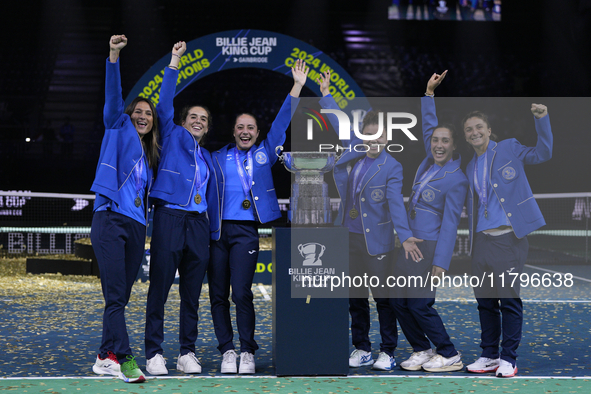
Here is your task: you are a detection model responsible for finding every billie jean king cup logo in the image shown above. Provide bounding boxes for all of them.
[305,108,419,153]
[299,242,326,266]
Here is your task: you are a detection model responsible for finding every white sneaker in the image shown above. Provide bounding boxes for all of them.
[422,352,463,372]
[372,352,396,371]
[239,352,255,374]
[466,357,500,373]
[92,352,120,376]
[146,353,168,375]
[221,350,237,374]
[496,359,517,378]
[349,349,374,367]
[400,348,435,371]
[177,352,202,374]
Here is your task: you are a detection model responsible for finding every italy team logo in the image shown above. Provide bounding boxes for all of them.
[255,151,268,165]
[422,189,436,202]
[371,189,385,202]
[502,166,516,180]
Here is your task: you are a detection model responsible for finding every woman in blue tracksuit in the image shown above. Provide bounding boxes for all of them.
[463,100,552,378]
[144,41,216,376]
[207,59,308,375]
[392,71,468,373]
[90,35,159,384]
[317,71,423,371]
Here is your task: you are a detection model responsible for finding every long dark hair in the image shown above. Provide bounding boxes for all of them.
[125,97,160,169]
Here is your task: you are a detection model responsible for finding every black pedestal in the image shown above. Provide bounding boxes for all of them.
[272,227,349,376]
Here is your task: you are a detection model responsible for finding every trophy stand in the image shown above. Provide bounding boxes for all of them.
[272,149,349,376]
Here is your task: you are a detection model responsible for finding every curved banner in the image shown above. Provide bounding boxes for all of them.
[125,29,365,109]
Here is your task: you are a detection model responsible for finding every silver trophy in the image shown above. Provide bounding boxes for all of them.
[276,147,336,226]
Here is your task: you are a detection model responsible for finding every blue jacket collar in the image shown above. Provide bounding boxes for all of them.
[414,152,462,184]
[472,140,498,161]
[217,143,260,155]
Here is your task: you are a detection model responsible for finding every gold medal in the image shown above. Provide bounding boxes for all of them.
[349,208,359,219]
[410,209,416,219]
[134,196,141,207]
[195,194,202,204]
[242,199,251,209]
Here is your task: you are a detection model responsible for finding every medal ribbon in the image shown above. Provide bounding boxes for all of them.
[409,164,443,212]
[194,144,210,197]
[134,157,144,199]
[473,153,488,214]
[234,147,253,200]
[350,157,369,209]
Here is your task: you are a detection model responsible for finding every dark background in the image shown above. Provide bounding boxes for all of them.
[1,0,590,197]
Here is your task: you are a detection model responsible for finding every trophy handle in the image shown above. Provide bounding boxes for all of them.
[275,145,284,158]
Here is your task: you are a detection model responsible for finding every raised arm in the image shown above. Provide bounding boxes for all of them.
[421,70,447,156]
[104,35,127,129]
[109,35,127,63]
[157,41,186,138]
[425,70,446,97]
[262,60,307,158]
[319,70,330,97]
[289,59,309,98]
[512,103,552,165]
[317,70,354,145]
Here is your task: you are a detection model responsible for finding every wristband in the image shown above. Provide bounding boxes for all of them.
[425,92,434,97]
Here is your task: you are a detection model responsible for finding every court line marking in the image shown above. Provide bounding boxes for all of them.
[2,375,590,381]
[525,264,591,283]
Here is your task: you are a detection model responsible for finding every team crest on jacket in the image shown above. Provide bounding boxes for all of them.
[371,189,385,202]
[502,166,516,180]
[255,151,268,165]
[422,189,435,202]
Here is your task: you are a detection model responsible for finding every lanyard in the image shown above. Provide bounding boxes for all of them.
[350,157,369,207]
[194,144,209,192]
[134,158,144,197]
[410,164,442,211]
[473,153,488,217]
[234,147,253,198]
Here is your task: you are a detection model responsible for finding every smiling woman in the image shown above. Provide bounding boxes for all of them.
[130,101,153,135]
[462,96,552,378]
[462,111,494,156]
[206,59,309,376]
[316,69,423,372]
[181,106,211,141]
[233,113,260,150]
[144,40,216,378]
[89,34,160,384]
[391,71,468,374]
